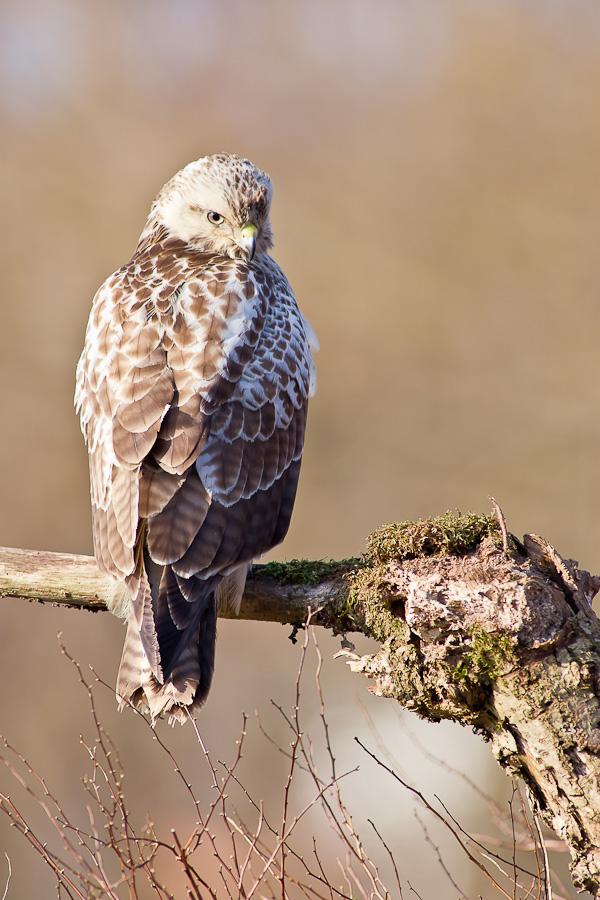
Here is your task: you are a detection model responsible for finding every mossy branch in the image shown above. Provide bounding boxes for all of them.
[0,544,357,630]
[2,511,600,894]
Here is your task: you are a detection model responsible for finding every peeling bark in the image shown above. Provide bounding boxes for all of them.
[2,527,600,893]
[343,532,600,895]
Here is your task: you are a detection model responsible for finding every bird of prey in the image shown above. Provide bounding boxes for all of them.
[75,153,317,722]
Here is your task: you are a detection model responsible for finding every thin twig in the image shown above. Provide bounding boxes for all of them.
[414,810,468,900]
[1,855,10,900]
[490,497,509,554]
[355,737,516,899]
[367,819,403,899]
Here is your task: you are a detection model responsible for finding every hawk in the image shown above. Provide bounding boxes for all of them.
[75,153,317,722]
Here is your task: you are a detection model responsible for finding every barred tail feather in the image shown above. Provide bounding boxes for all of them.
[116,563,219,723]
[116,615,158,712]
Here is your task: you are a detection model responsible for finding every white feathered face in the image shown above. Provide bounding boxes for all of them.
[150,153,275,261]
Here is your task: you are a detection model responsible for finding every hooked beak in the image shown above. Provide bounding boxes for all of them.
[239,223,258,261]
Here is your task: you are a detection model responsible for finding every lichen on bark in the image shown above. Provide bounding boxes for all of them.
[342,514,600,895]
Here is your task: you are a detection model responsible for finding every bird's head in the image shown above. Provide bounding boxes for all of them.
[146,153,274,261]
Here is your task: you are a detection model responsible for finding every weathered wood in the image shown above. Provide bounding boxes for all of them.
[3,521,600,894]
[341,529,600,895]
[0,545,353,629]
[0,546,111,611]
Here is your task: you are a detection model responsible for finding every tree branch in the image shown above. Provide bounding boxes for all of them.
[2,512,600,894]
[0,545,354,630]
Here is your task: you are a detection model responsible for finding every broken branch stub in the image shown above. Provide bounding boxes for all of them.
[343,525,600,895]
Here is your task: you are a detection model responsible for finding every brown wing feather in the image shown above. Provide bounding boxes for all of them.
[147,468,211,563]
[173,502,230,575]
[111,465,139,550]
[138,460,183,518]
[115,366,174,433]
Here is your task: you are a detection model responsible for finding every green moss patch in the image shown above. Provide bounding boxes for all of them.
[366,510,500,564]
[256,557,362,586]
[453,626,516,684]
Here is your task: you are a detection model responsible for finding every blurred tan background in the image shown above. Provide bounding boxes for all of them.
[1,0,599,896]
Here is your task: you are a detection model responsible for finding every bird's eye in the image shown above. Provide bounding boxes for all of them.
[207,211,224,225]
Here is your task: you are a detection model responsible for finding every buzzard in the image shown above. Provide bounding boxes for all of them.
[75,154,317,722]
